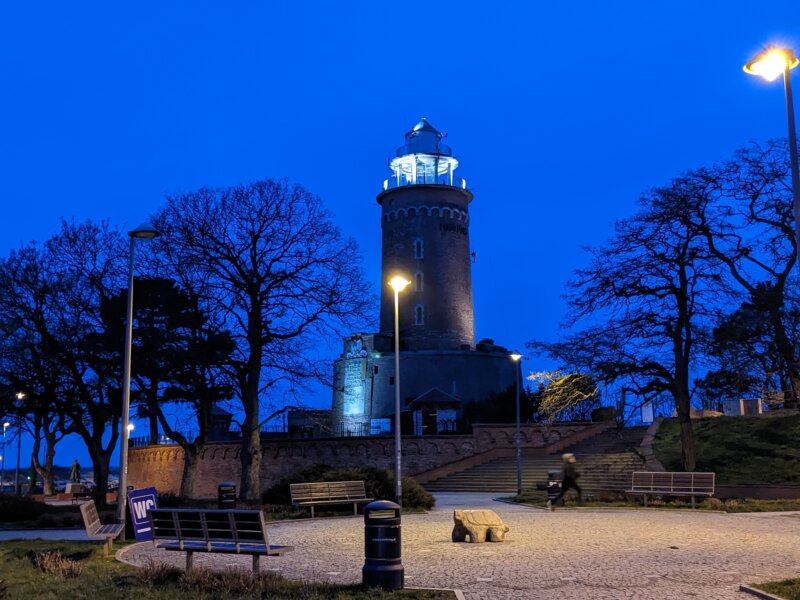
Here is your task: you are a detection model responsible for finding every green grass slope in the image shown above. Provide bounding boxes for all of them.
[654,414,800,485]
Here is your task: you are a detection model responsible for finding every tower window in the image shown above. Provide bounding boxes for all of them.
[414,238,424,259]
[415,304,425,325]
[415,271,424,292]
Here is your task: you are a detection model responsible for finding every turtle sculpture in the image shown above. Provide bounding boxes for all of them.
[451,509,509,543]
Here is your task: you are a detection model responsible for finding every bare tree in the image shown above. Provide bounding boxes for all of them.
[0,222,127,503]
[0,245,72,495]
[527,371,600,422]
[153,179,373,499]
[47,221,127,504]
[696,140,800,405]
[530,176,727,471]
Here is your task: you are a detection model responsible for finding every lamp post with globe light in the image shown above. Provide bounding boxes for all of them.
[510,353,523,495]
[117,223,160,536]
[744,47,800,273]
[14,391,26,495]
[389,275,411,505]
[1,421,9,491]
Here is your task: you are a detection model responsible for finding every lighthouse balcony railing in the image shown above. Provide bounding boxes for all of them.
[383,174,467,191]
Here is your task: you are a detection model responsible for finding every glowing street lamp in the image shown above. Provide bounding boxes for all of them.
[510,353,523,495]
[389,275,411,505]
[744,47,800,272]
[118,223,160,537]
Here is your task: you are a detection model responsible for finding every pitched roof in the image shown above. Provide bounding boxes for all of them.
[408,387,461,406]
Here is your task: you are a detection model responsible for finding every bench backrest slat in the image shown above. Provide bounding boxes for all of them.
[630,471,715,493]
[289,480,367,502]
[149,508,269,547]
[79,500,101,536]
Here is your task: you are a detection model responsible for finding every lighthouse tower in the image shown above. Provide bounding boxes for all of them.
[378,119,475,351]
[330,120,516,437]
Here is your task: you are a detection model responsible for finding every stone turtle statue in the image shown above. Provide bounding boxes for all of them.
[452,509,509,543]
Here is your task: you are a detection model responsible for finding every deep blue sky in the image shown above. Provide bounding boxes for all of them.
[1,2,798,469]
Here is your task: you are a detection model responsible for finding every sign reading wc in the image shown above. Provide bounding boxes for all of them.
[127,487,158,540]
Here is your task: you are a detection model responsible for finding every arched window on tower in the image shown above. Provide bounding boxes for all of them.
[415,271,424,292]
[414,304,425,325]
[414,238,424,259]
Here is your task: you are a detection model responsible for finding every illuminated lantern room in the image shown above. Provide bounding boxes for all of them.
[384,118,466,191]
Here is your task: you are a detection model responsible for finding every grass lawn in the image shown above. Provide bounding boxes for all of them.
[654,414,800,485]
[751,578,800,600]
[0,539,454,600]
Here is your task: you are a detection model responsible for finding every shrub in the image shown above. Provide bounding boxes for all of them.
[702,498,725,510]
[32,551,83,578]
[589,490,625,503]
[60,514,82,528]
[401,476,435,510]
[0,493,47,522]
[181,568,259,594]
[34,514,58,528]
[261,465,435,510]
[137,559,181,587]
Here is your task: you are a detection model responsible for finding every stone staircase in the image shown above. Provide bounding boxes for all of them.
[422,426,649,493]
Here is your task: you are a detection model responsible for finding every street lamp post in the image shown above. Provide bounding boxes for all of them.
[1,422,9,491]
[510,353,523,495]
[744,47,800,271]
[14,391,26,495]
[389,275,411,506]
[117,223,160,536]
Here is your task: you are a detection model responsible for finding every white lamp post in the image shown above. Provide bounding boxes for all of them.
[117,223,160,535]
[389,275,411,506]
[510,353,523,495]
[1,422,9,491]
[14,391,26,495]
[744,47,800,274]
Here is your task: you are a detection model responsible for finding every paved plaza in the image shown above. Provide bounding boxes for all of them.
[106,493,800,599]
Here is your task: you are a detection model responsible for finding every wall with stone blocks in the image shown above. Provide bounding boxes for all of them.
[127,423,599,498]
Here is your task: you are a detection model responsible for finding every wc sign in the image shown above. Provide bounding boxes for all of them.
[126,487,158,540]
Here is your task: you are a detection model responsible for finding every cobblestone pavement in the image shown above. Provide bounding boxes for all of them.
[116,493,800,599]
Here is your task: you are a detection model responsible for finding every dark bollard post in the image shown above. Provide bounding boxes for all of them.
[362,500,403,590]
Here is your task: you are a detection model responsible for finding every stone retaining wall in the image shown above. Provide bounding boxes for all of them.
[128,423,598,498]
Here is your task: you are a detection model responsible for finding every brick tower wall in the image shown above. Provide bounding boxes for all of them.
[377,185,474,351]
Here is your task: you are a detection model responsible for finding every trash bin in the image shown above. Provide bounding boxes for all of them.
[547,470,564,506]
[362,500,404,590]
[218,482,236,509]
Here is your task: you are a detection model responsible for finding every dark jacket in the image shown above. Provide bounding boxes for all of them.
[562,463,578,481]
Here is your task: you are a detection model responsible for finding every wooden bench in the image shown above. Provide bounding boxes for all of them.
[79,500,124,557]
[148,508,293,573]
[289,480,373,518]
[627,471,715,508]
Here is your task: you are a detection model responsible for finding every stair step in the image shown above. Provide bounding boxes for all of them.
[421,426,649,493]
